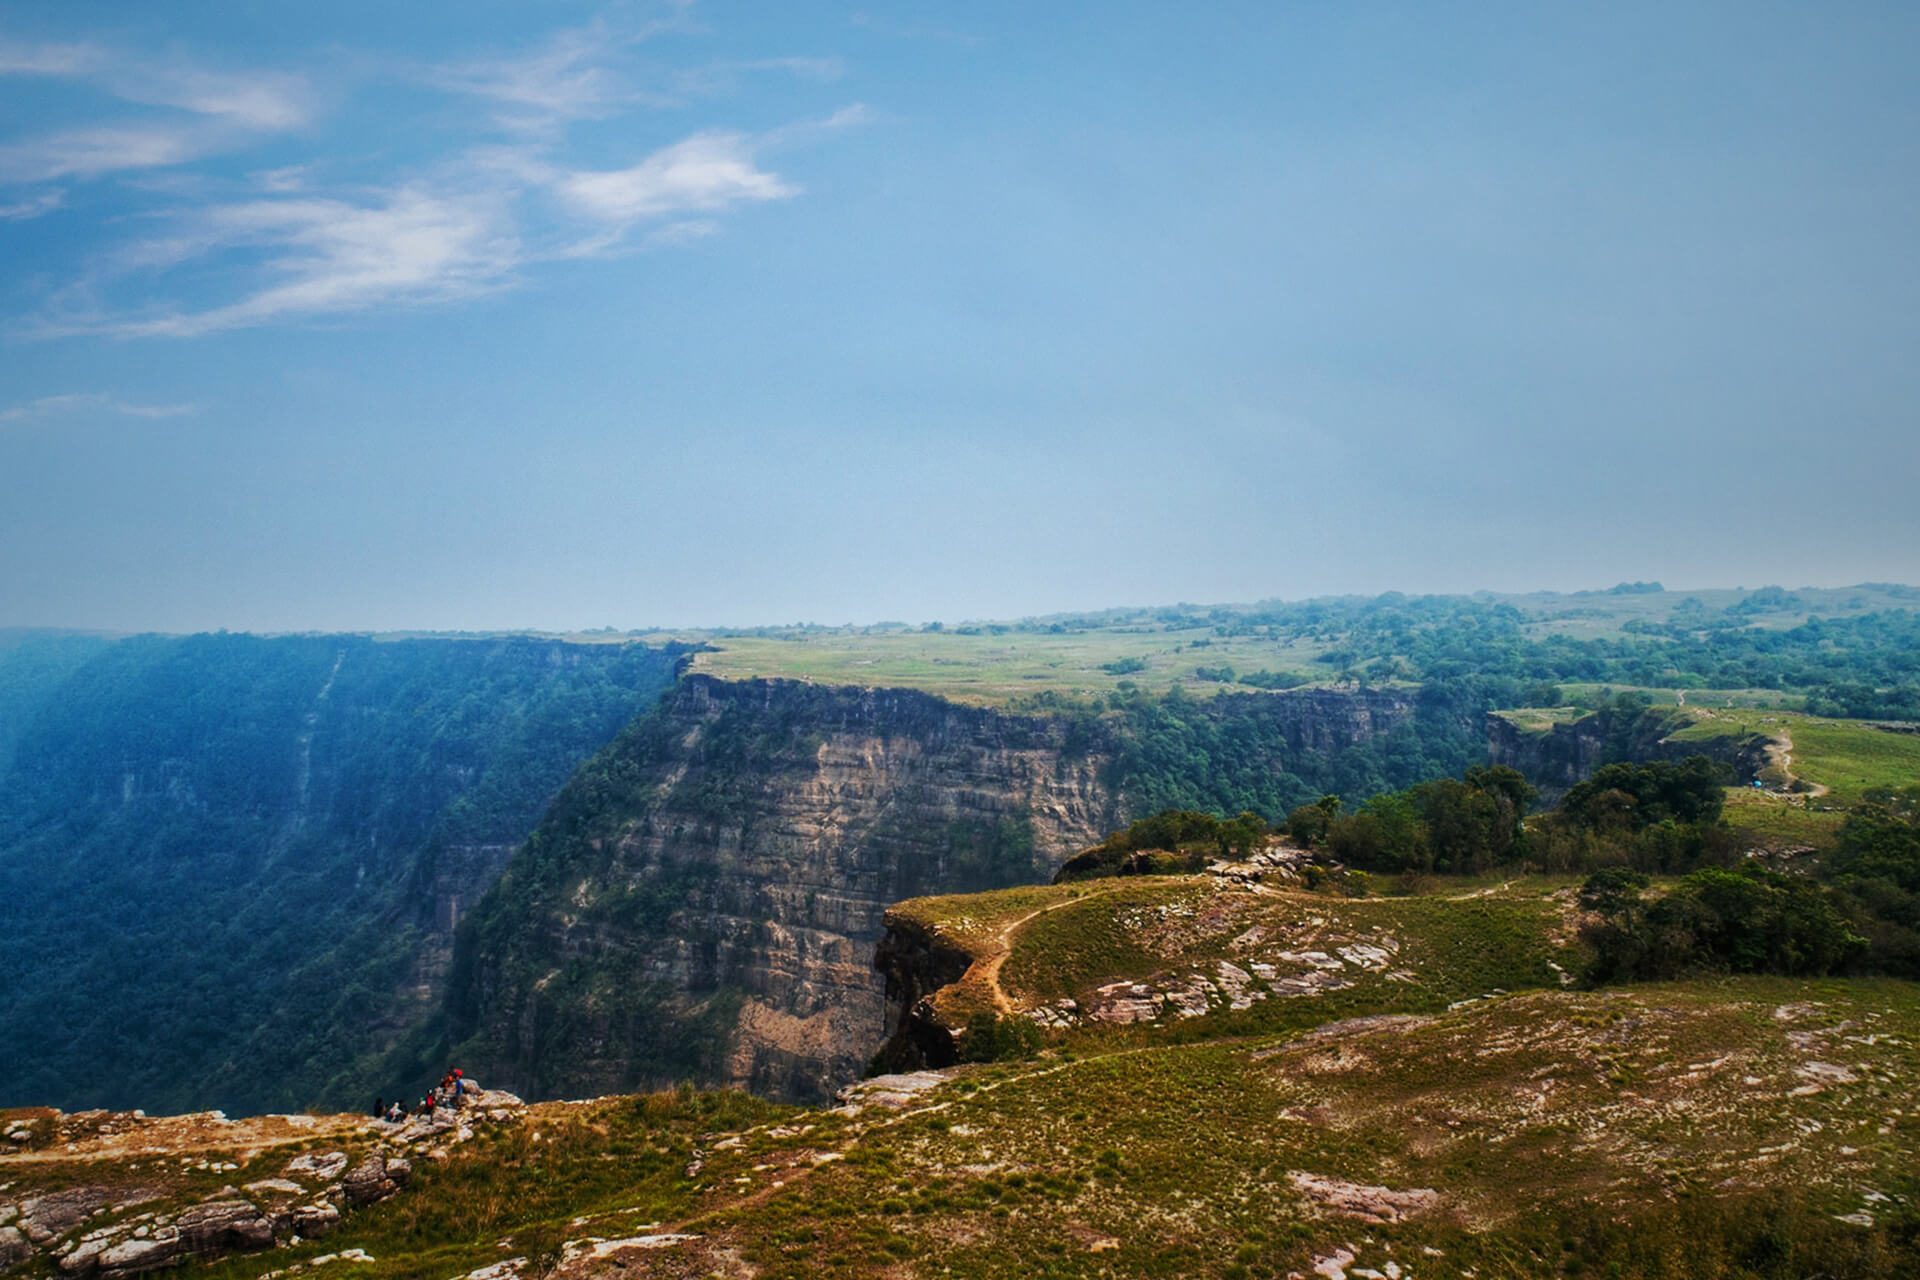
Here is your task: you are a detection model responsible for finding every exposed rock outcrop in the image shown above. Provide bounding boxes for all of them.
[871,912,976,1070]
[1,1095,522,1279]
[449,676,1451,1104]
[449,676,1120,1104]
[1487,706,1771,801]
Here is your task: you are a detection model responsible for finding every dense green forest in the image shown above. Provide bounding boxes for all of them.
[0,630,115,776]
[0,633,684,1115]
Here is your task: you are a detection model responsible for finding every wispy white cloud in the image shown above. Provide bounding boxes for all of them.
[0,39,109,77]
[848,13,981,46]
[29,113,836,337]
[430,19,687,132]
[0,41,314,184]
[0,38,313,127]
[38,184,522,339]
[661,55,846,101]
[109,66,315,131]
[557,131,795,224]
[6,15,865,339]
[429,21,837,128]
[0,188,64,220]
[0,124,207,183]
[0,392,198,424]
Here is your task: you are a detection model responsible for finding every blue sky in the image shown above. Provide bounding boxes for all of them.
[2,2,1917,631]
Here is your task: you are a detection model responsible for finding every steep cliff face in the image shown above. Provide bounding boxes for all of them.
[1486,715,1611,799]
[446,677,1501,1105]
[1488,707,1771,800]
[446,676,1121,1104]
[1228,687,1419,753]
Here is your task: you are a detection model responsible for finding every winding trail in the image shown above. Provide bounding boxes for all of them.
[1765,727,1829,799]
[971,886,1125,1015]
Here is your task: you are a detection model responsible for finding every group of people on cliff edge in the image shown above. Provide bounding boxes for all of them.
[374,1068,466,1123]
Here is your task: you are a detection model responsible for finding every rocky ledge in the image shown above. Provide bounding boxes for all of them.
[0,1086,524,1280]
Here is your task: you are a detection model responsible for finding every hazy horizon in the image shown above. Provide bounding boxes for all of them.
[4,576,1913,638]
[6,3,1918,633]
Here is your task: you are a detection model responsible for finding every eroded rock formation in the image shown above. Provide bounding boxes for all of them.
[448,676,1120,1103]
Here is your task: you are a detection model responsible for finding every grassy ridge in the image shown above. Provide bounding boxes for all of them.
[146,979,1920,1280]
[688,626,1331,705]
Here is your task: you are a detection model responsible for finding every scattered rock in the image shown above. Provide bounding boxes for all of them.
[1252,1015,1435,1060]
[287,1202,341,1238]
[551,1234,700,1277]
[451,1259,528,1280]
[1311,1246,1357,1279]
[833,1072,946,1113]
[243,1180,306,1198]
[0,1226,29,1269]
[284,1153,349,1182]
[19,1188,145,1246]
[177,1199,277,1255]
[1088,980,1160,1024]
[1287,1171,1440,1223]
[340,1157,402,1209]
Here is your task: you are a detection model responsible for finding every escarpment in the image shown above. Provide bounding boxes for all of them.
[445,675,1123,1104]
[1488,706,1772,801]
[446,675,1497,1104]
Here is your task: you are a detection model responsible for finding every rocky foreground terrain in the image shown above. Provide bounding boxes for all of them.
[6,873,1917,1279]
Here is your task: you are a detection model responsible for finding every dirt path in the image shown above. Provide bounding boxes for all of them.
[1445,879,1519,902]
[1692,710,1828,799]
[1766,728,1829,798]
[972,887,1122,1015]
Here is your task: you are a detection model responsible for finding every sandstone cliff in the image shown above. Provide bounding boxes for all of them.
[1487,706,1771,801]
[445,676,1485,1104]
[446,675,1122,1104]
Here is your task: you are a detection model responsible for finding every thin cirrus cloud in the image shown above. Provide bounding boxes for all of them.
[0,124,208,184]
[32,126,813,339]
[556,131,796,223]
[5,21,863,340]
[428,21,840,127]
[0,392,198,425]
[37,185,524,340]
[0,39,315,184]
[0,40,108,77]
[429,25,642,132]
[0,188,64,220]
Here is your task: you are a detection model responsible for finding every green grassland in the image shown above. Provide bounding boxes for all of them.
[1717,787,1848,851]
[1669,708,1920,805]
[1557,683,1806,710]
[577,582,1920,708]
[895,875,1585,1051]
[9,866,1920,1280]
[55,979,1913,1280]
[1562,706,1920,851]
[1786,719,1920,804]
[681,626,1335,705]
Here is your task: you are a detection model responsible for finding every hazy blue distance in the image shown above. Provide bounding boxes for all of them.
[2,2,1917,631]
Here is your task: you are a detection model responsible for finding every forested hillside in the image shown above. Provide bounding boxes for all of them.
[0,630,116,776]
[0,633,685,1116]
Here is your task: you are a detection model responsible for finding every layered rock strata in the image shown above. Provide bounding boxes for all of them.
[449,676,1121,1103]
